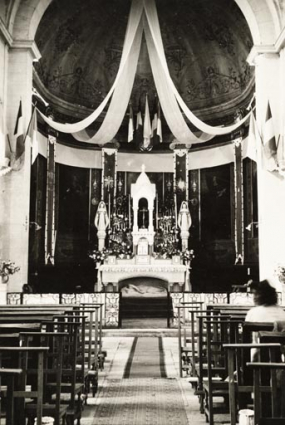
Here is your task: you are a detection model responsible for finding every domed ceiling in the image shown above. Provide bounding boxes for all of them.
[34,0,254,146]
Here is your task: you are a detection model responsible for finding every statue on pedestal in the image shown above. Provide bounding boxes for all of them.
[94,201,109,251]
[178,201,192,251]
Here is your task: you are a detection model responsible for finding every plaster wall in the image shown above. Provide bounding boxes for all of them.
[254,51,285,290]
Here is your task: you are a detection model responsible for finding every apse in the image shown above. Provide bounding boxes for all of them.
[34,0,254,147]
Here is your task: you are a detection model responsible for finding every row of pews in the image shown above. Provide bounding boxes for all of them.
[0,303,106,425]
[177,302,285,425]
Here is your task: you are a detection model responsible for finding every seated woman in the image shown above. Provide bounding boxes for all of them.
[245,279,285,359]
[245,280,285,417]
[245,279,285,323]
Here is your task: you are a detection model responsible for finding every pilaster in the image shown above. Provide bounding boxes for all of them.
[1,43,36,291]
[252,51,285,289]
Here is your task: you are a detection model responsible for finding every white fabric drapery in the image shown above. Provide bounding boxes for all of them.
[143,16,213,145]
[36,130,254,171]
[38,0,252,145]
[143,0,252,137]
[71,21,143,145]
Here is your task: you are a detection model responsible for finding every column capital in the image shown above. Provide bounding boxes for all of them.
[10,40,41,61]
[247,44,279,66]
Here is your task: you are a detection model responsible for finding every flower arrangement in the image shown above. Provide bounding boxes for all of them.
[89,249,107,264]
[89,242,133,264]
[107,241,133,259]
[0,260,20,283]
[275,265,285,284]
[153,246,195,264]
[182,249,195,263]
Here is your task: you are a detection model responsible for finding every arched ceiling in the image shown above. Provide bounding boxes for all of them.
[33,0,254,146]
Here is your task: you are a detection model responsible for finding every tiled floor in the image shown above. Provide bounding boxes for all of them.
[81,336,207,425]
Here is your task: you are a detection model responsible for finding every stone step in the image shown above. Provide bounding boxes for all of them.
[103,328,177,337]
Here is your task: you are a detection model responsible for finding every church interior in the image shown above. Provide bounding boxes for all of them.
[1,0,285,424]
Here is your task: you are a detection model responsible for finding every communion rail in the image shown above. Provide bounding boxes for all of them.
[4,291,259,328]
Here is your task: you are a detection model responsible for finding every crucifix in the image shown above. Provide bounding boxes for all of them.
[140,207,148,229]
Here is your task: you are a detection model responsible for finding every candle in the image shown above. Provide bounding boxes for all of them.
[174,194,178,228]
[124,172,127,196]
[156,193,158,230]
[108,192,111,223]
[129,194,131,229]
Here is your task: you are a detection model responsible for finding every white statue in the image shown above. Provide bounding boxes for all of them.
[94,201,109,250]
[178,201,192,251]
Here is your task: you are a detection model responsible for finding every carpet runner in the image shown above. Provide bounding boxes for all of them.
[124,337,166,378]
[92,337,189,424]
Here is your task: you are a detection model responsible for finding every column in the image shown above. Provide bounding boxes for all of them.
[233,136,244,264]
[148,207,154,232]
[253,51,285,289]
[45,125,57,265]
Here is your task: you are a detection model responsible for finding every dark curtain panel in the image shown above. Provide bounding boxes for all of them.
[90,168,102,245]
[56,165,89,264]
[175,153,187,211]
[29,155,47,272]
[200,164,232,241]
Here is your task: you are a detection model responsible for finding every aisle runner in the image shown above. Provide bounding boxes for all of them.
[92,337,189,424]
[92,378,189,425]
[124,337,166,378]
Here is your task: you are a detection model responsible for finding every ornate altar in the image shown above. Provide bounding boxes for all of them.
[96,165,191,292]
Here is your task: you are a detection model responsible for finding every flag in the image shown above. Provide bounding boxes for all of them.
[14,100,24,160]
[27,108,38,164]
[127,103,134,143]
[135,109,143,149]
[262,101,278,171]
[246,112,258,163]
[151,98,162,145]
[142,95,152,151]
[32,87,49,107]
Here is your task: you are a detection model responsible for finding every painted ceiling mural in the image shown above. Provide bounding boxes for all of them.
[34,0,254,128]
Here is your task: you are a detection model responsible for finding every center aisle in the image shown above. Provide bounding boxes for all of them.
[89,336,199,425]
[124,337,166,378]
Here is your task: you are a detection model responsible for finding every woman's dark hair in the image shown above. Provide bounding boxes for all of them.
[252,279,278,306]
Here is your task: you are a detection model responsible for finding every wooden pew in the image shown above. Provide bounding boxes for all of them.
[177,303,203,378]
[20,331,69,425]
[46,316,86,422]
[0,307,87,423]
[0,368,23,425]
[224,343,282,425]
[78,306,101,396]
[246,362,285,425]
[80,303,106,370]
[202,315,246,425]
[0,346,49,425]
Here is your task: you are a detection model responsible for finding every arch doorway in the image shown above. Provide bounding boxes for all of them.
[119,277,170,329]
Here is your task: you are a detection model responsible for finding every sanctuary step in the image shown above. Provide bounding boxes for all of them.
[103,327,176,337]
[120,296,169,319]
